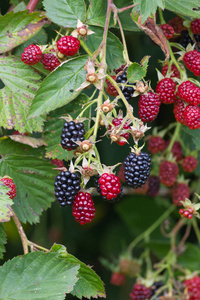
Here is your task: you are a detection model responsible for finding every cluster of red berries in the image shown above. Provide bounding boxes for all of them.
[159,23,174,39]
[179,207,194,219]
[184,275,200,298]
[96,173,123,202]
[129,282,164,300]
[21,35,80,71]
[0,177,17,200]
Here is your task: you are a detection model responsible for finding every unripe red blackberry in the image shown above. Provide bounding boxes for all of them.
[50,159,64,168]
[173,98,187,125]
[54,171,81,206]
[109,118,130,146]
[156,78,176,104]
[148,136,165,154]
[138,92,161,123]
[191,19,200,34]
[130,283,152,300]
[168,16,186,34]
[172,141,183,162]
[41,53,60,71]
[0,177,17,200]
[110,272,126,286]
[57,36,80,56]
[184,105,200,129]
[159,24,174,39]
[159,161,179,187]
[183,50,200,76]
[182,156,198,172]
[105,76,118,97]
[172,182,190,207]
[21,44,42,65]
[123,151,151,189]
[114,64,126,74]
[116,69,135,100]
[72,192,95,225]
[161,64,180,78]
[177,81,200,106]
[96,173,123,202]
[61,121,85,151]
[184,276,200,298]
[147,175,160,197]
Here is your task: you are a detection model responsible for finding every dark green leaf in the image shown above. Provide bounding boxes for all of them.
[165,0,200,19]
[134,0,165,23]
[43,0,86,27]
[44,93,89,160]
[85,27,124,69]
[0,251,79,299]
[0,181,14,223]
[0,56,44,133]
[0,155,58,224]
[28,55,88,118]
[183,127,200,150]
[0,223,7,259]
[177,243,200,271]
[51,244,106,299]
[0,11,48,54]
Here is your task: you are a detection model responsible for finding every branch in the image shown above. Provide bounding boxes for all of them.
[11,209,28,254]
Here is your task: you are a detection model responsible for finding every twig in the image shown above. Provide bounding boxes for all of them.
[118,4,136,13]
[26,0,40,12]
[11,209,28,254]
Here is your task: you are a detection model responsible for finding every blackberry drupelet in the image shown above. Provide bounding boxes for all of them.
[116,69,135,100]
[178,30,200,48]
[54,171,81,206]
[95,174,123,203]
[123,151,151,188]
[61,121,85,151]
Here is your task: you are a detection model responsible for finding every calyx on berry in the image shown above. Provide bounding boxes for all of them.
[71,19,95,38]
[101,100,116,113]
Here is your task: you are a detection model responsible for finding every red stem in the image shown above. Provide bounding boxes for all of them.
[26,0,40,12]
[118,4,135,13]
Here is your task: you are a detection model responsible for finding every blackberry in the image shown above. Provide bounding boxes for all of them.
[130,283,152,300]
[147,175,160,196]
[54,171,81,206]
[178,30,200,48]
[182,156,198,172]
[72,192,95,225]
[0,177,17,200]
[61,121,85,151]
[95,174,123,203]
[57,36,80,56]
[123,151,151,188]
[116,69,135,100]
[151,281,164,298]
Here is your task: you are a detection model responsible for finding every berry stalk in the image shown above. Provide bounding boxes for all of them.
[11,209,28,254]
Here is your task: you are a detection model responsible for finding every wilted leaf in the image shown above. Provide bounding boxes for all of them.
[9,135,47,148]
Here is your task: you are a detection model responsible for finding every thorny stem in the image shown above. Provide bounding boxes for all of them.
[26,0,40,12]
[11,209,28,254]
[165,122,181,154]
[101,0,113,64]
[127,205,175,255]
[118,4,136,13]
[115,13,131,65]
[106,74,137,127]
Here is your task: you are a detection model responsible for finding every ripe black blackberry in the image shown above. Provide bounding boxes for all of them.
[54,171,81,206]
[61,121,85,151]
[123,151,151,188]
[147,175,160,197]
[151,281,164,299]
[116,69,135,100]
[178,30,200,48]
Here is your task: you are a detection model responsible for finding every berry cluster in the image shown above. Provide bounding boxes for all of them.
[138,92,161,123]
[161,64,180,79]
[105,76,118,97]
[184,276,200,298]
[72,192,95,225]
[61,121,85,151]
[159,24,174,39]
[21,44,42,65]
[41,53,60,71]
[172,182,190,207]
[179,207,194,219]
[116,69,135,100]
[129,283,152,300]
[57,36,80,56]
[54,171,81,206]
[183,50,200,76]
[123,151,151,188]
[96,173,123,202]
[156,77,176,104]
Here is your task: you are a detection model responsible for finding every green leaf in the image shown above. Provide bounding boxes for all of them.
[0,251,79,299]
[85,27,124,69]
[28,55,88,118]
[51,244,106,299]
[44,93,89,160]
[134,0,165,23]
[87,0,139,31]
[165,0,200,19]
[127,61,148,83]
[177,243,200,271]
[0,181,14,223]
[0,11,48,54]
[0,155,58,224]
[43,0,86,27]
[0,56,44,133]
[182,127,200,150]
[0,223,7,259]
